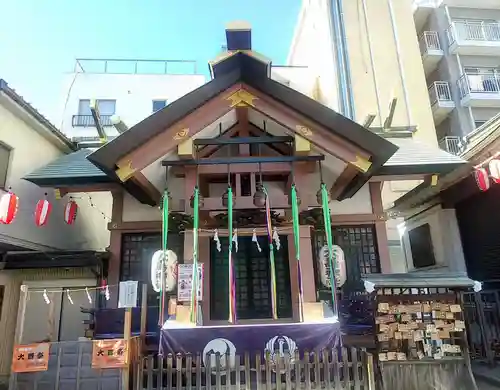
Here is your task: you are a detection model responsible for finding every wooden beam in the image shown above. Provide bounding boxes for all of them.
[115,83,243,181]
[56,183,121,197]
[369,182,391,273]
[330,164,358,200]
[242,84,372,172]
[236,107,250,156]
[107,212,384,231]
[129,172,162,205]
[171,161,316,176]
[198,123,242,158]
[163,155,324,166]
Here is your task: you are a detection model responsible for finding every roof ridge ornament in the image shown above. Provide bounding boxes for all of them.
[226,89,257,108]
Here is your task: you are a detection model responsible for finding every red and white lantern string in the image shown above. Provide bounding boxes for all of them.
[474,168,490,191]
[0,191,19,225]
[472,158,500,191]
[64,199,78,225]
[489,159,500,184]
[34,196,52,227]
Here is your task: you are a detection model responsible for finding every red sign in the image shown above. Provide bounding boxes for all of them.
[92,339,129,369]
[12,343,50,373]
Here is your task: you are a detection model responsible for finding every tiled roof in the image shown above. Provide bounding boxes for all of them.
[23,149,109,186]
[385,138,465,167]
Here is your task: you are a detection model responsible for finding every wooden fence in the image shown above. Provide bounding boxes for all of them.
[133,347,374,390]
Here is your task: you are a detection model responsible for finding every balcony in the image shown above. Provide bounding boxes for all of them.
[457,73,500,107]
[438,136,462,156]
[72,115,113,127]
[412,0,439,32]
[428,82,455,125]
[446,21,500,56]
[419,32,443,75]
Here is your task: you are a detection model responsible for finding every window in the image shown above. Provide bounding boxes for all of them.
[121,233,184,306]
[152,100,167,113]
[74,99,116,127]
[475,120,487,128]
[0,143,11,189]
[408,223,436,268]
[210,236,292,321]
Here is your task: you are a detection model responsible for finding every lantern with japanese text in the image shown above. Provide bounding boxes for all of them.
[0,191,19,225]
[34,199,51,227]
[64,200,78,225]
[474,168,490,191]
[318,244,346,288]
[489,159,500,184]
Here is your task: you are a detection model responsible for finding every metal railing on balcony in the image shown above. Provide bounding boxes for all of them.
[74,58,198,75]
[428,81,452,104]
[457,72,500,98]
[72,114,113,127]
[419,31,441,55]
[439,136,462,155]
[446,20,500,46]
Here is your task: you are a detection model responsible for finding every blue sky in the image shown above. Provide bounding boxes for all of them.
[0,0,301,123]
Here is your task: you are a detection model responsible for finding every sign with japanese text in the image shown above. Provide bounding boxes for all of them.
[11,343,50,373]
[91,339,129,369]
[118,281,138,308]
[177,263,204,302]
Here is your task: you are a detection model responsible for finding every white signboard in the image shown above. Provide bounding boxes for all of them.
[177,264,204,302]
[118,280,138,308]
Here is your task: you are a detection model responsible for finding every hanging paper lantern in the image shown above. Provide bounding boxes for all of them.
[318,244,346,288]
[222,188,236,207]
[474,168,490,191]
[189,192,205,208]
[489,159,500,184]
[0,191,19,225]
[151,250,178,293]
[34,199,51,227]
[253,183,266,207]
[64,200,78,225]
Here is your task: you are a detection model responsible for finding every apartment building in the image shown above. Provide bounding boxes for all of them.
[414,0,500,154]
[286,0,462,273]
[59,57,309,143]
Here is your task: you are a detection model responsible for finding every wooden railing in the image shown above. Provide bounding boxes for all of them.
[133,347,374,390]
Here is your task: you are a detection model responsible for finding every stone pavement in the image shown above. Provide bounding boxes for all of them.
[473,362,500,389]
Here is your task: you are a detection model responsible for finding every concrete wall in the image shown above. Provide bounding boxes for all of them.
[400,206,466,273]
[288,0,437,144]
[59,72,207,139]
[0,97,109,251]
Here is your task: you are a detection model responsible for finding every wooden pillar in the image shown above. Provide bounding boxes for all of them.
[288,226,316,321]
[108,190,124,308]
[184,167,197,214]
[369,182,391,273]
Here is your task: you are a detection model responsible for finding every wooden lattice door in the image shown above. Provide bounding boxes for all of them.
[210,235,292,321]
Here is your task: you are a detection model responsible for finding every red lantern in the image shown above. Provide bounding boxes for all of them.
[474,168,490,191]
[64,200,78,225]
[0,192,19,225]
[34,199,51,227]
[489,159,500,184]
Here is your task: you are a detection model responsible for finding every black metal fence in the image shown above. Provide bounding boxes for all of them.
[462,290,500,364]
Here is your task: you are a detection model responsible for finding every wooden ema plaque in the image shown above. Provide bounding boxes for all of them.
[376,297,464,361]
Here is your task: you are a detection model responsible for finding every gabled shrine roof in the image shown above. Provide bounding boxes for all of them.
[87,51,398,182]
